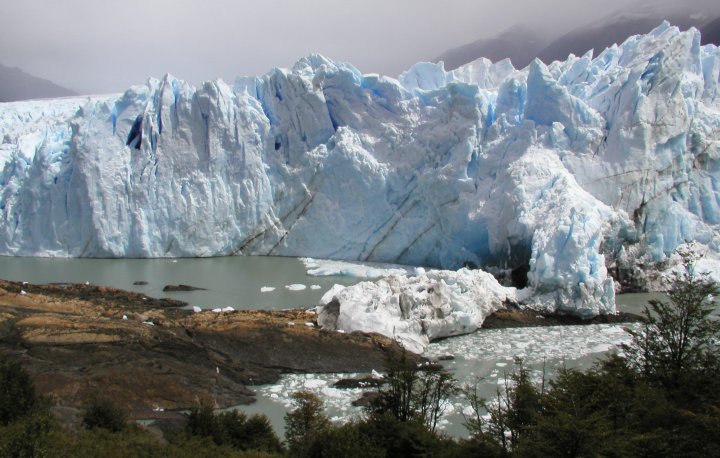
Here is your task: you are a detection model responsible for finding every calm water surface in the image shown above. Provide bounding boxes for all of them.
[0,256,360,310]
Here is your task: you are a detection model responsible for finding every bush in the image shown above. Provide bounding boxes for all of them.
[0,404,53,457]
[305,422,384,458]
[368,353,457,432]
[0,355,37,425]
[622,266,720,401]
[358,412,449,458]
[284,391,330,456]
[82,396,128,432]
[186,405,283,454]
[462,359,542,454]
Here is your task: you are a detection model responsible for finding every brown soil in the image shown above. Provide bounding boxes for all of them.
[481,307,643,329]
[0,279,421,420]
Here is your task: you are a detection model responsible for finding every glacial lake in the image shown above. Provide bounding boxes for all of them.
[0,254,662,437]
[0,255,361,310]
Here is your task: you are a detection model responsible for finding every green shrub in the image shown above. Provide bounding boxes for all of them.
[284,391,330,456]
[305,422,384,458]
[82,397,128,432]
[0,404,52,457]
[0,355,37,425]
[186,405,283,454]
[368,353,457,432]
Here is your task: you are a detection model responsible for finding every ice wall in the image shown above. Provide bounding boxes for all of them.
[1,23,719,317]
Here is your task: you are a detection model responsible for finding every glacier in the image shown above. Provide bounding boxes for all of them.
[1,22,720,343]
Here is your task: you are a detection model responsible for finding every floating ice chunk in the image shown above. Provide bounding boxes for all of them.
[260,286,276,292]
[302,258,413,278]
[192,306,202,313]
[310,285,322,290]
[303,379,327,389]
[222,306,235,312]
[285,284,307,291]
[212,308,222,313]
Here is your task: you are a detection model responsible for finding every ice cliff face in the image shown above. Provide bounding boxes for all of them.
[1,23,719,318]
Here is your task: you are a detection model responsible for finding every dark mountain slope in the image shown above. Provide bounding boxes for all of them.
[0,63,76,102]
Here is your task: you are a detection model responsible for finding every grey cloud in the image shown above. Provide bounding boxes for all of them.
[0,0,713,94]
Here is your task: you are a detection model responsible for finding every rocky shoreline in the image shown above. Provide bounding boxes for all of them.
[0,278,643,422]
[0,279,421,420]
[481,306,644,329]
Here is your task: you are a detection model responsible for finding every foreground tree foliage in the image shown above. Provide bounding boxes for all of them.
[186,404,284,454]
[0,355,37,425]
[367,353,458,433]
[622,269,720,404]
[284,391,331,456]
[82,396,128,433]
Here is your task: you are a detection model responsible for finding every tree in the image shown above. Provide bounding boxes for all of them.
[369,353,418,423]
[462,360,541,454]
[186,405,283,453]
[488,361,541,452]
[284,391,330,456]
[305,422,385,458]
[0,355,37,426]
[368,353,457,433]
[622,261,720,397]
[0,356,52,457]
[415,366,458,433]
[82,396,128,432]
[519,361,636,457]
[0,406,53,458]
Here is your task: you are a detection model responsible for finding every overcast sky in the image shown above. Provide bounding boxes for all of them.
[0,0,712,94]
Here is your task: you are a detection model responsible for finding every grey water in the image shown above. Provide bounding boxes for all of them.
[242,294,657,439]
[0,255,360,310]
[241,320,642,439]
[239,294,656,438]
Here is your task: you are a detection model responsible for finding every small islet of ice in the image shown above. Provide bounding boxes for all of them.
[285,284,307,291]
[301,258,414,279]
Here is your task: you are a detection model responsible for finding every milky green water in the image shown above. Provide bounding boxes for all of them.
[0,255,359,310]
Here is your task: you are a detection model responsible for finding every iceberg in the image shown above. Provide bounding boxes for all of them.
[317,268,521,354]
[1,23,719,332]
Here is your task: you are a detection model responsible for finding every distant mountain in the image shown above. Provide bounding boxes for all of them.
[701,16,720,44]
[435,24,552,71]
[536,9,716,64]
[0,63,76,102]
[436,4,720,70]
